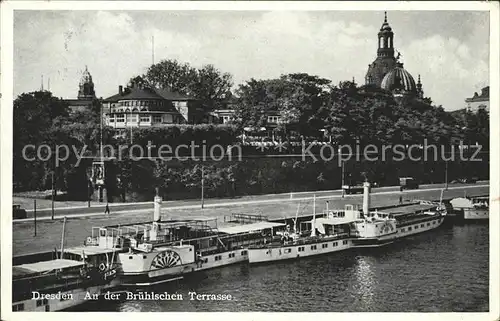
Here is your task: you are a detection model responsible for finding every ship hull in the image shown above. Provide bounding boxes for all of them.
[463,208,489,220]
[248,238,352,264]
[195,249,249,271]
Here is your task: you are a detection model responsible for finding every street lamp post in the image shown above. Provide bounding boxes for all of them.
[445,160,449,191]
[201,166,205,209]
[51,170,55,220]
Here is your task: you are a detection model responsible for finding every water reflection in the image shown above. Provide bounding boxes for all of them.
[353,256,376,310]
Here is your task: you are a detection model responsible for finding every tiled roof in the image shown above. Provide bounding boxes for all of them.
[119,87,163,100]
[103,87,197,102]
[103,93,124,103]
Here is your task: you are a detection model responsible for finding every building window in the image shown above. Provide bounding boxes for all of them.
[267,116,280,124]
[12,303,24,311]
[140,115,150,122]
[128,114,138,122]
[153,115,162,123]
[116,114,125,122]
[109,115,115,123]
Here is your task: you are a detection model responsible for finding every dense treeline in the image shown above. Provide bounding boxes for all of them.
[13,59,489,201]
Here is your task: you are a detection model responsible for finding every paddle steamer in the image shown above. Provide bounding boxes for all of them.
[78,195,284,287]
[247,182,446,264]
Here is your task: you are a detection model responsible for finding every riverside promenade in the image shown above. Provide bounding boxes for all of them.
[12,182,489,256]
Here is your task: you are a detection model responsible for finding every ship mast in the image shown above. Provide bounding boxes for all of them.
[60,216,67,259]
[311,195,317,237]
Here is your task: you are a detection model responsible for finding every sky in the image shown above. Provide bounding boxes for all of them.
[13,10,490,111]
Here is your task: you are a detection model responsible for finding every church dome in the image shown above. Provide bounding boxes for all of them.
[381,63,417,94]
[80,66,93,85]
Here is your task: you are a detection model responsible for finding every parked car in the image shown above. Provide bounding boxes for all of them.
[450,177,479,184]
[342,184,371,195]
[13,204,27,219]
[399,177,419,191]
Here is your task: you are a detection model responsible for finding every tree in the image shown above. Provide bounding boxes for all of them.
[191,64,233,111]
[130,59,233,112]
[13,91,70,190]
[234,73,332,137]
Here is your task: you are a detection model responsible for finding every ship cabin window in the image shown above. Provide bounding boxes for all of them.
[298,247,305,252]
[311,245,317,250]
[322,244,328,249]
[401,228,405,232]
[432,221,436,225]
[415,226,418,229]
[12,303,24,311]
[343,240,348,245]
[241,250,248,256]
[427,223,430,226]
[36,299,48,307]
[143,255,147,259]
[408,227,412,231]
[420,224,424,228]
[189,248,192,252]
[129,256,133,259]
[333,242,338,247]
[284,249,291,254]
[100,230,106,237]
[204,258,208,263]
[228,253,235,258]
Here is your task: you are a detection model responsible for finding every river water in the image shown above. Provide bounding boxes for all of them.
[76,222,489,312]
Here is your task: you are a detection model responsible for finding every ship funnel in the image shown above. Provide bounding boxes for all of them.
[363,182,371,216]
[154,188,162,222]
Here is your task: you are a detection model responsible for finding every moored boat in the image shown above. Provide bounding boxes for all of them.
[247,182,446,264]
[12,258,116,312]
[450,196,489,221]
[78,194,285,287]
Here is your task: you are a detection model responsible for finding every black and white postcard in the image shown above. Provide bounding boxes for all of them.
[1,1,498,320]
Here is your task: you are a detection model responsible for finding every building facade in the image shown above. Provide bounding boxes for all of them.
[102,85,201,137]
[465,86,489,113]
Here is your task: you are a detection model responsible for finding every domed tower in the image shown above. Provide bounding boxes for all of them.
[365,12,397,87]
[380,62,417,102]
[78,66,96,100]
